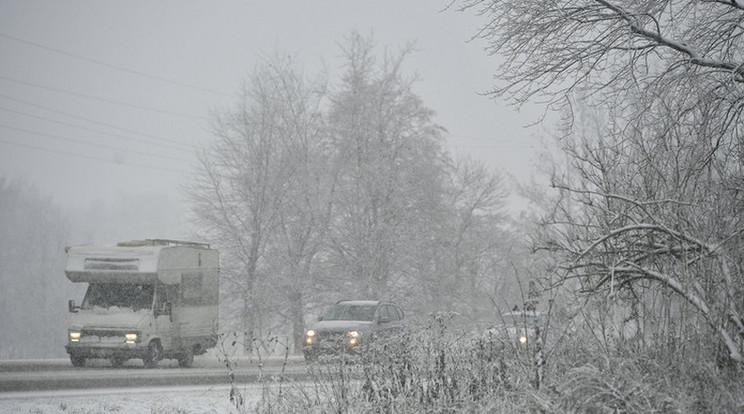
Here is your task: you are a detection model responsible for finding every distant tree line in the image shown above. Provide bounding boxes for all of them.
[0,178,79,358]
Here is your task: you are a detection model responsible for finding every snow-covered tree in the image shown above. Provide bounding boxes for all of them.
[191,35,513,351]
[459,0,744,362]
[324,33,450,301]
[189,56,328,351]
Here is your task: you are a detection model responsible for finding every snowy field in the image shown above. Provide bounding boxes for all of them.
[0,385,261,414]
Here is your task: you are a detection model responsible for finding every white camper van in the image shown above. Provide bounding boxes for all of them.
[65,239,219,368]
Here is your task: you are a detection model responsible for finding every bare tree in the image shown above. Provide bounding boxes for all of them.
[416,157,511,318]
[262,70,332,353]
[542,102,744,362]
[189,56,326,351]
[457,0,744,362]
[325,33,449,301]
[458,0,744,127]
[191,35,515,348]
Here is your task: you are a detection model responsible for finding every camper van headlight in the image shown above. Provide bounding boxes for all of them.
[69,331,81,342]
[125,333,139,344]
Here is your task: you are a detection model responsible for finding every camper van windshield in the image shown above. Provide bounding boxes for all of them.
[82,283,154,311]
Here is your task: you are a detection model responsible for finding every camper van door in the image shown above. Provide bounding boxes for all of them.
[153,284,175,350]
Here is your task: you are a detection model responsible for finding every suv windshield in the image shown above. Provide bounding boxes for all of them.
[82,283,154,311]
[324,304,376,321]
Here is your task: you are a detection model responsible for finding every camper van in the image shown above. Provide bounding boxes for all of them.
[65,239,219,368]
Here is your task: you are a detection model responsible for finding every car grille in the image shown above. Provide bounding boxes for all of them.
[79,329,126,344]
[312,331,354,347]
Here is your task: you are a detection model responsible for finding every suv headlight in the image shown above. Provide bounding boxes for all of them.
[69,330,81,342]
[305,329,316,345]
[347,330,360,346]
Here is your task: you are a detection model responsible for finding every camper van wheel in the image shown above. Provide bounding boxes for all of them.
[110,356,126,367]
[178,349,194,368]
[70,355,86,367]
[143,341,162,368]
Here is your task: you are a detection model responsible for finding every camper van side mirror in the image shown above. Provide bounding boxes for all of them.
[155,301,171,317]
[68,300,79,313]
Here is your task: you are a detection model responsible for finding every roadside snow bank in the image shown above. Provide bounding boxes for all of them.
[0,384,260,413]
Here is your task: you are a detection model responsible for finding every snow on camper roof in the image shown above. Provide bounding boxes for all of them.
[65,239,213,284]
[66,243,160,275]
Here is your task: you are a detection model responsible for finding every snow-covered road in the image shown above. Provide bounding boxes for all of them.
[0,356,307,392]
[0,384,264,413]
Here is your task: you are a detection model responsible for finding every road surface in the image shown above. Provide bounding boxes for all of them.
[0,356,308,393]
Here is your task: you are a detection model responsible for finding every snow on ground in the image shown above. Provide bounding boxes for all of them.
[0,385,261,414]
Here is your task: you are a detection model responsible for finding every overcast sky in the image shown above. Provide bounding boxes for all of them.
[0,1,550,240]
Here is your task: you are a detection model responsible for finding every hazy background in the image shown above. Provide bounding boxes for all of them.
[0,1,548,244]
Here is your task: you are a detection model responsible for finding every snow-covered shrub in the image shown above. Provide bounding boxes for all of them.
[248,314,744,413]
[253,313,547,412]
